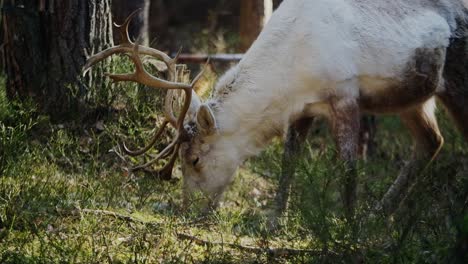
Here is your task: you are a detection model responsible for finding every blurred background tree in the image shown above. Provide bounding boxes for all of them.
[240,0,273,51]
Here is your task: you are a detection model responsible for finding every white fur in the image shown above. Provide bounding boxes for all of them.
[182,0,463,201]
[213,0,451,150]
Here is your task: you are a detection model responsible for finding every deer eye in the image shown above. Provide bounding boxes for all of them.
[192,157,200,166]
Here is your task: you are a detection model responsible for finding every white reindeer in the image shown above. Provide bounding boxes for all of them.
[85,0,468,218]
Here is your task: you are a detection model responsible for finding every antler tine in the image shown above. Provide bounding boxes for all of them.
[121,73,178,157]
[178,89,193,129]
[158,146,179,180]
[104,42,193,90]
[131,134,180,171]
[122,120,169,156]
[133,145,180,181]
[114,9,141,44]
[122,89,183,160]
[164,47,182,81]
[164,90,181,127]
[165,63,206,129]
[173,47,183,63]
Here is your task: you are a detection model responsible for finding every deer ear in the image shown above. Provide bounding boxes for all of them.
[197,104,217,134]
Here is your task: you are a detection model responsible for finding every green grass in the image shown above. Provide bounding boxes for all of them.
[1,69,467,263]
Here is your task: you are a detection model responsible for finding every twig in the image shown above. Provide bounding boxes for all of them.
[109,145,128,163]
[176,233,326,257]
[80,208,160,227]
[81,209,142,222]
[77,208,212,227]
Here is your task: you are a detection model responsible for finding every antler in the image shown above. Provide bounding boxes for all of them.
[84,10,202,180]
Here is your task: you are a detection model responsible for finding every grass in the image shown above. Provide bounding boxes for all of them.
[1,65,468,263]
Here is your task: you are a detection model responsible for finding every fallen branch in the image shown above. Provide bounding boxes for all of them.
[176,233,326,257]
[78,208,329,257]
[79,209,160,227]
[81,209,144,222]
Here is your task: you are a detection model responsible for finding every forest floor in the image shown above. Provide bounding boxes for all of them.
[1,65,468,263]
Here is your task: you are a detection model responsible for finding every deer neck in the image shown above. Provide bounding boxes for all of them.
[206,6,328,160]
[208,62,320,161]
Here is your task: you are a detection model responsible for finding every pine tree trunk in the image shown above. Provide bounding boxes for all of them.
[240,0,273,52]
[112,0,149,45]
[273,0,283,9]
[2,0,113,120]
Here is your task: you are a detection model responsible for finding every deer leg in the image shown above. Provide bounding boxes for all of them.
[438,30,468,141]
[273,117,314,218]
[380,99,444,216]
[359,115,377,160]
[438,91,468,141]
[330,99,360,220]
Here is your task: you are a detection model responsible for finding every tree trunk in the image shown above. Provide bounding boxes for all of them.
[148,0,169,47]
[273,0,283,9]
[240,0,273,52]
[112,0,149,45]
[2,0,113,120]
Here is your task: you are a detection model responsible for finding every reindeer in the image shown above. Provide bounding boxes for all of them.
[85,0,468,219]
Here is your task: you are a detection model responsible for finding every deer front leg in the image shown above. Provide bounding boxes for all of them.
[380,99,444,216]
[272,118,314,219]
[330,99,360,220]
[359,115,377,160]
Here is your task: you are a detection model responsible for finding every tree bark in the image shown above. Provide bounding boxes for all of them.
[240,0,273,52]
[148,0,168,47]
[273,0,283,9]
[2,0,113,120]
[112,0,149,45]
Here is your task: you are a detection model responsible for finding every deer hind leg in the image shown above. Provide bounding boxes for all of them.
[438,91,468,141]
[380,98,444,216]
[439,30,468,141]
[330,98,360,220]
[272,117,315,219]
